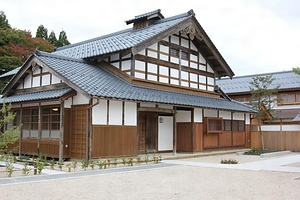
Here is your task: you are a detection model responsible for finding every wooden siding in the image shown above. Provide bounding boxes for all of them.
[39,139,59,157]
[251,131,300,151]
[92,125,137,158]
[21,138,38,156]
[193,123,203,151]
[63,108,71,158]
[70,104,88,159]
[176,122,192,152]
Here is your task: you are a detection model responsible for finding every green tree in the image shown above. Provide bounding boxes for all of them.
[56,30,70,47]
[293,67,300,74]
[48,31,57,45]
[0,11,11,29]
[0,102,20,154]
[36,25,48,40]
[250,75,279,150]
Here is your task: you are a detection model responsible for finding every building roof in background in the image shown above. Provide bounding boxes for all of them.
[217,71,300,94]
[0,66,21,78]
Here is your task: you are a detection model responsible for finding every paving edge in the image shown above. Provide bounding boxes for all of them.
[260,150,291,158]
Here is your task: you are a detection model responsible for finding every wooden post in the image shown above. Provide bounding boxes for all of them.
[38,102,41,156]
[191,108,194,152]
[280,118,283,150]
[173,107,177,155]
[59,101,64,162]
[19,104,23,157]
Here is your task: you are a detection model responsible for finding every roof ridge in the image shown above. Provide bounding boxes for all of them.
[155,10,192,24]
[218,70,295,80]
[54,28,132,52]
[36,50,86,63]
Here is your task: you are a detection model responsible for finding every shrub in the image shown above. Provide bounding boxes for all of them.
[221,159,238,164]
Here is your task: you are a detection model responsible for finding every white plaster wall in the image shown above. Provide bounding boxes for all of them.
[191,42,197,51]
[110,53,119,61]
[181,60,188,67]
[181,71,188,80]
[72,93,90,105]
[245,113,250,125]
[111,62,119,69]
[159,77,168,83]
[190,73,197,82]
[233,112,244,120]
[32,67,40,75]
[207,86,214,91]
[159,54,168,61]
[207,77,214,85]
[92,100,107,125]
[194,108,203,122]
[158,116,173,151]
[207,64,214,73]
[52,74,61,84]
[170,57,179,64]
[181,38,189,48]
[23,73,32,89]
[160,45,169,53]
[219,111,231,119]
[204,109,217,117]
[160,66,169,76]
[64,97,72,108]
[261,125,300,131]
[170,79,179,85]
[149,43,157,50]
[17,83,23,89]
[176,110,191,122]
[122,53,131,59]
[124,102,137,126]
[147,75,157,81]
[171,35,179,45]
[147,50,157,58]
[109,100,122,125]
[190,62,197,69]
[148,63,157,74]
[199,75,206,84]
[135,60,145,71]
[170,68,179,78]
[42,74,51,86]
[135,72,145,79]
[138,49,146,55]
[199,53,206,64]
[121,60,131,71]
[32,76,40,87]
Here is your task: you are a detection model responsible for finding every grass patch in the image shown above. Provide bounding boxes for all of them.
[220,159,238,164]
[244,148,277,155]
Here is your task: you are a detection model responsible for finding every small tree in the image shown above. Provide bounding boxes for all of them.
[56,30,70,47]
[249,75,279,150]
[48,31,58,45]
[293,67,300,74]
[36,25,48,40]
[0,102,20,154]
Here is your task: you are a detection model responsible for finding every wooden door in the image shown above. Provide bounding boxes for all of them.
[138,112,158,153]
[70,105,88,159]
[146,114,157,152]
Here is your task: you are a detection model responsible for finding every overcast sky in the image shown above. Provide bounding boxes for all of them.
[2,0,300,76]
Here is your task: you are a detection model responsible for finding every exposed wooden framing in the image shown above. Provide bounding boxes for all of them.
[135,54,214,78]
[122,101,125,125]
[98,62,133,83]
[14,83,69,94]
[19,104,23,156]
[191,108,194,152]
[138,107,175,114]
[159,41,199,58]
[132,19,193,55]
[59,100,64,162]
[38,102,41,155]
[107,100,110,125]
[131,54,135,77]
[173,106,177,154]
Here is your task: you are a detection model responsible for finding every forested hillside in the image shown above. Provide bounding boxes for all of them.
[0,11,70,90]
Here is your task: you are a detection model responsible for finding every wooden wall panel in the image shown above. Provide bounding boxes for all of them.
[92,125,137,158]
[245,125,251,148]
[176,122,192,152]
[70,104,88,159]
[219,131,232,147]
[63,108,71,158]
[203,133,219,148]
[39,140,59,158]
[21,138,38,155]
[251,131,300,151]
[232,132,245,146]
[193,123,203,151]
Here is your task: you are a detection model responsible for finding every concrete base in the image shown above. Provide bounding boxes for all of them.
[260,151,291,158]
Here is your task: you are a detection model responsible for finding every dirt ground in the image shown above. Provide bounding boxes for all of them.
[0,153,300,200]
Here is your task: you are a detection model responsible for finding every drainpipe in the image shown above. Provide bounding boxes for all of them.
[86,97,100,160]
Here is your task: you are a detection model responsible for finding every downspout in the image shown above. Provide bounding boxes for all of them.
[86,97,100,160]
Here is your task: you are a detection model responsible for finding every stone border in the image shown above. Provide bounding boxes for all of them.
[260,151,291,158]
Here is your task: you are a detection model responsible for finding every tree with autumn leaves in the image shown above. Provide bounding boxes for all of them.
[0,11,71,90]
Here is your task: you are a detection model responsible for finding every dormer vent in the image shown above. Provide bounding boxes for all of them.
[125,9,164,30]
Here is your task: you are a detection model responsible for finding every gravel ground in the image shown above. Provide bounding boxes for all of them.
[0,154,300,200]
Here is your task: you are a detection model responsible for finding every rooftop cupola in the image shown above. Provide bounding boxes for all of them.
[125,9,164,30]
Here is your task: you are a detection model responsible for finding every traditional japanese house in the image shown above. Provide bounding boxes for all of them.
[0,9,253,160]
[217,71,300,151]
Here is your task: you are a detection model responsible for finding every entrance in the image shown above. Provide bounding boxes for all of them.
[138,112,158,153]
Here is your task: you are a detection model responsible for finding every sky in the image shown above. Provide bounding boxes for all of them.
[2,0,300,76]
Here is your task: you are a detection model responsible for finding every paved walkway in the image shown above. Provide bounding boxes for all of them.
[162,154,300,173]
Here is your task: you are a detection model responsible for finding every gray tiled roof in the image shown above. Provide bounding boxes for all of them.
[217,71,300,94]
[0,66,21,78]
[53,12,191,59]
[0,87,72,104]
[35,51,252,112]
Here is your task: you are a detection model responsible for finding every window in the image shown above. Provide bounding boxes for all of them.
[170,48,189,59]
[224,120,231,131]
[22,108,39,138]
[232,120,244,131]
[280,93,300,105]
[42,107,60,139]
[181,51,189,60]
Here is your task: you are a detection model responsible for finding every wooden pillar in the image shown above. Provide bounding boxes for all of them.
[280,118,283,150]
[173,107,177,154]
[59,101,64,162]
[191,108,194,152]
[19,104,23,157]
[38,102,42,156]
